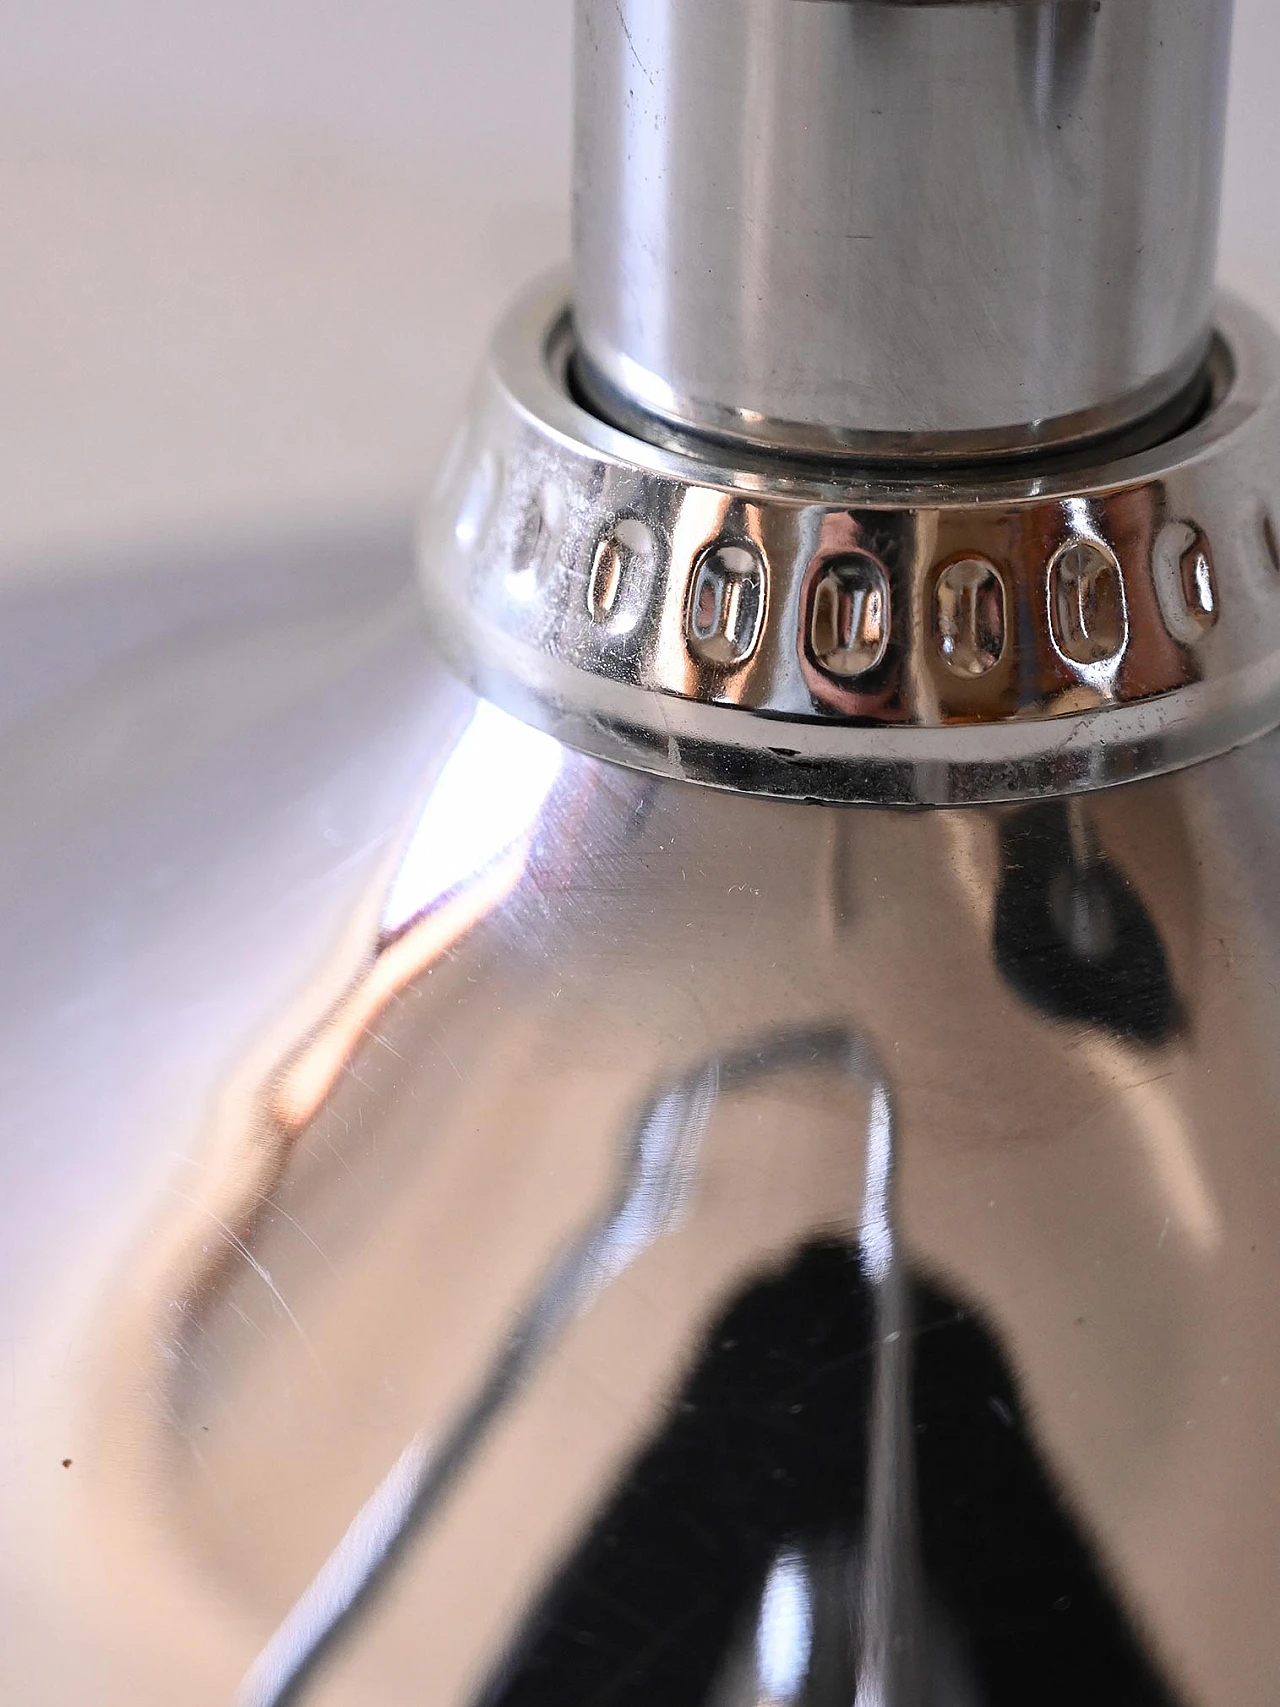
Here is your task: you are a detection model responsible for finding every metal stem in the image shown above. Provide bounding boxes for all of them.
[573,0,1234,461]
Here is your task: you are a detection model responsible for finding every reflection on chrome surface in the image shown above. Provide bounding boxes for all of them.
[242,1029,893,1707]
[4,521,1280,1704]
[380,700,561,938]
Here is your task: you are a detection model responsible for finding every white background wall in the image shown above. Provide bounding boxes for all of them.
[0,0,1273,562]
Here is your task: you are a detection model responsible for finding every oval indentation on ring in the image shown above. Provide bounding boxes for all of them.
[686,541,767,667]
[1153,519,1217,643]
[588,517,659,633]
[510,481,565,587]
[1048,537,1127,669]
[934,556,1006,676]
[806,552,890,679]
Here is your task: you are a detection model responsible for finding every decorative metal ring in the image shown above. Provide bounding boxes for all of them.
[418,272,1280,806]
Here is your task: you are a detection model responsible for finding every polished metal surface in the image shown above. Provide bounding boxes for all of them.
[10,1,1280,1702]
[574,0,1233,460]
[6,520,1280,1703]
[421,276,1280,805]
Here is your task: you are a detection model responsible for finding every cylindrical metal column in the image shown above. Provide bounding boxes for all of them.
[573,0,1233,461]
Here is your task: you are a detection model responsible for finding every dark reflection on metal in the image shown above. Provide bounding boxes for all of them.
[476,1239,879,1707]
[238,1002,1186,1706]
[477,1245,1179,1707]
[240,1028,890,1707]
[911,1283,1176,1707]
[473,1022,912,1707]
[993,800,1183,1045]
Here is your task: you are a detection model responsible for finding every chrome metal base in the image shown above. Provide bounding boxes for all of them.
[421,276,1280,804]
[8,1,1272,1699]
[7,518,1280,1705]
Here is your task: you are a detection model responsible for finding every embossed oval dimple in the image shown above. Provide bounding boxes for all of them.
[1049,538,1127,669]
[686,541,766,667]
[806,553,890,679]
[1153,520,1217,643]
[934,556,1006,677]
[510,481,565,586]
[418,276,1280,805]
[588,517,658,632]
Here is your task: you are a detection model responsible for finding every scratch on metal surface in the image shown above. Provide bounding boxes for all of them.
[613,0,656,90]
[163,1188,322,1369]
[1076,1034,1222,1252]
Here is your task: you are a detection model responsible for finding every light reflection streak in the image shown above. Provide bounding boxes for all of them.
[859,1083,895,1287]
[126,704,551,1702]
[381,701,561,937]
[239,1056,723,1707]
[150,734,534,1378]
[756,1548,813,1705]
[854,1063,918,1707]
[275,699,560,1131]
[271,846,527,1132]
[236,1434,430,1707]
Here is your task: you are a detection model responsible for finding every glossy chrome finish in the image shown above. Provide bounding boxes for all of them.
[574,0,1232,461]
[9,3,1279,1705]
[421,277,1280,805]
[7,524,1280,1704]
